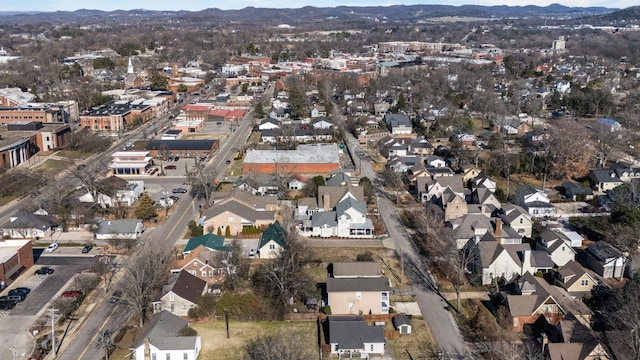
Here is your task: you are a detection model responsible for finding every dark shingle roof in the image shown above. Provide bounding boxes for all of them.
[132,310,197,350]
[169,270,207,303]
[146,139,217,151]
[326,316,385,350]
[326,277,390,292]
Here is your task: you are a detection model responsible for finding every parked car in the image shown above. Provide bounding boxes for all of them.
[110,290,122,303]
[35,266,54,275]
[76,164,86,170]
[169,195,179,201]
[14,287,31,294]
[164,165,177,170]
[248,249,256,258]
[81,245,93,253]
[46,243,59,253]
[173,156,180,162]
[226,160,231,164]
[61,290,83,298]
[172,188,188,193]
[4,295,24,302]
[0,299,16,310]
[9,289,28,298]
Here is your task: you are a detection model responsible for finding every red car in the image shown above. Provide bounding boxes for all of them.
[164,165,177,170]
[61,290,83,298]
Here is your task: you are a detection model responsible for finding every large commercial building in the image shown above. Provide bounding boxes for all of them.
[242,143,341,174]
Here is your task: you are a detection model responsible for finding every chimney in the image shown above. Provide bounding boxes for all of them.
[495,218,502,236]
[144,338,151,360]
[522,248,531,273]
[323,193,331,211]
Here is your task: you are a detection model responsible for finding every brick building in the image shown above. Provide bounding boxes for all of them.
[80,101,153,132]
[242,143,341,174]
[0,239,34,287]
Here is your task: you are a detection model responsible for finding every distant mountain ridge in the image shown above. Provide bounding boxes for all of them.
[0,4,621,24]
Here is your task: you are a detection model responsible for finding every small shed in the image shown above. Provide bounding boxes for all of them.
[392,314,412,335]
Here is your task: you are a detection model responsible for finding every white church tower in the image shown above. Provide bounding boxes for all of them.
[127,56,134,74]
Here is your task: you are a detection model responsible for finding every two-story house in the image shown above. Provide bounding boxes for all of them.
[325,262,391,315]
[159,270,207,316]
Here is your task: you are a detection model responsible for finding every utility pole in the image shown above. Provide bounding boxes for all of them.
[50,308,58,358]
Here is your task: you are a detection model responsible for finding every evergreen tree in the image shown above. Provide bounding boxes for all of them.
[217,227,222,236]
[225,226,231,237]
[134,193,157,221]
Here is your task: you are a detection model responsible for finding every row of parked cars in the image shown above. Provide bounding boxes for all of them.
[0,287,31,309]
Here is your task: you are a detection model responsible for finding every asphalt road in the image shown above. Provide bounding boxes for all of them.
[346,133,468,358]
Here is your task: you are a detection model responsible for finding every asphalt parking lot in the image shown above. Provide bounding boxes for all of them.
[8,255,97,316]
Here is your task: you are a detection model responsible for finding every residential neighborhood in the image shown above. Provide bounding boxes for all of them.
[0,2,639,360]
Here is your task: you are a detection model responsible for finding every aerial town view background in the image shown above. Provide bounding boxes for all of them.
[0,1,638,359]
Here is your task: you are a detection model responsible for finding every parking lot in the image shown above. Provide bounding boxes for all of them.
[7,255,98,316]
[143,180,191,204]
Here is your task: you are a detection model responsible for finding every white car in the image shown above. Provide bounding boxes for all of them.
[46,243,59,253]
[248,249,256,258]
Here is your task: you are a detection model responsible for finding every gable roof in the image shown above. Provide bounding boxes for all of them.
[326,316,385,350]
[167,270,207,303]
[586,241,623,262]
[318,186,364,210]
[392,314,411,328]
[311,211,338,227]
[590,169,622,184]
[203,200,275,223]
[226,188,278,209]
[183,233,229,254]
[435,175,465,195]
[258,222,285,249]
[131,310,198,351]
[2,213,58,230]
[335,197,366,218]
[508,272,567,317]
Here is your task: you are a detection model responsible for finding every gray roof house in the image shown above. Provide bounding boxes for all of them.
[94,218,144,240]
[131,310,201,360]
[322,316,385,357]
[383,113,412,135]
[580,241,627,279]
[1,213,59,239]
[589,169,623,192]
[326,275,391,315]
[159,270,207,316]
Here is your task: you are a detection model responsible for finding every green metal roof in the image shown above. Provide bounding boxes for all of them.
[183,233,229,253]
[258,222,285,249]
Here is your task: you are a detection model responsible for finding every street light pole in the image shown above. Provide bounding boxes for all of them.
[50,308,58,358]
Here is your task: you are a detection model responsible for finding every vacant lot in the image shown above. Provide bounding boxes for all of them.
[192,320,317,359]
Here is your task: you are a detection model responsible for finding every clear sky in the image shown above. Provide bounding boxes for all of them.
[1,0,634,12]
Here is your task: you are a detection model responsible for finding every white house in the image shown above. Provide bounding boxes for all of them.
[475,241,530,285]
[258,118,280,130]
[324,316,385,357]
[517,186,555,217]
[159,270,207,316]
[132,310,201,360]
[538,229,577,267]
[299,187,374,239]
[257,222,285,259]
[311,116,333,129]
[94,218,144,240]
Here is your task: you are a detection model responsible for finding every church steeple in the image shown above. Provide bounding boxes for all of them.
[127,56,134,74]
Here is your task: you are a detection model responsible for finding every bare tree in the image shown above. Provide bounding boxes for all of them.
[252,207,311,317]
[602,280,640,360]
[244,332,315,360]
[71,161,108,198]
[438,235,477,312]
[119,243,172,327]
[188,165,216,208]
[95,329,115,360]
